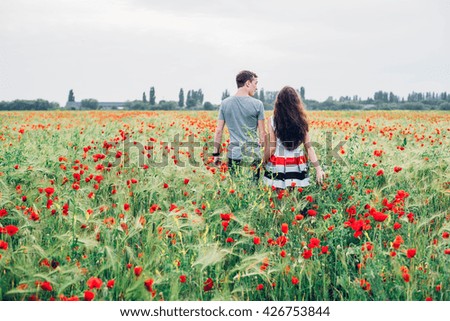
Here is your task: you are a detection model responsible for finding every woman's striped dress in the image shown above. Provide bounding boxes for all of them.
[263,117,310,189]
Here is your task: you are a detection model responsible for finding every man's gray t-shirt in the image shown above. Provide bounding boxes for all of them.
[218,96,265,160]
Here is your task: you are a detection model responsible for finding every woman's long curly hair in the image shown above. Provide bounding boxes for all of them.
[273,86,309,151]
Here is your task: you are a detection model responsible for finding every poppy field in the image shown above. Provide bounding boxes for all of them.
[0,110,449,301]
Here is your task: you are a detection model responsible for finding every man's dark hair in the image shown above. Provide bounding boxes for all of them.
[236,70,257,88]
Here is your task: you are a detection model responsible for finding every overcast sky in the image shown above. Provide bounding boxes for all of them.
[0,0,448,105]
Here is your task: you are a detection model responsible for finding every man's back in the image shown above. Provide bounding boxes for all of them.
[219,96,265,160]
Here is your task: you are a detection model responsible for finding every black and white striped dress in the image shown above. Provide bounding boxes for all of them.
[263,117,310,189]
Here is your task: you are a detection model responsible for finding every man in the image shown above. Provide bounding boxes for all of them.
[213,70,266,179]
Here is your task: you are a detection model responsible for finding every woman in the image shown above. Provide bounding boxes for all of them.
[263,86,325,189]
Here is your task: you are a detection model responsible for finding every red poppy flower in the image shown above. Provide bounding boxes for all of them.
[302,249,313,259]
[346,206,357,216]
[0,240,8,250]
[40,281,53,291]
[3,225,19,236]
[107,279,115,289]
[442,232,449,239]
[394,166,402,173]
[87,277,103,289]
[256,284,264,291]
[321,246,329,254]
[376,169,384,176]
[221,221,229,231]
[144,278,154,292]
[402,273,410,282]
[84,290,95,301]
[44,187,55,196]
[149,204,161,213]
[407,248,416,258]
[393,222,402,230]
[444,249,450,255]
[276,235,287,247]
[291,276,299,285]
[253,237,260,245]
[220,213,231,221]
[307,209,317,217]
[183,178,189,185]
[395,190,410,200]
[281,223,289,234]
[280,250,286,258]
[392,235,404,249]
[134,266,143,277]
[179,275,186,283]
[203,278,214,292]
[372,211,388,222]
[0,209,8,217]
[226,237,234,243]
[373,150,383,157]
[308,238,320,249]
[124,203,130,211]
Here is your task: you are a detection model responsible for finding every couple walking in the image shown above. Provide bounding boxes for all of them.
[213,70,325,189]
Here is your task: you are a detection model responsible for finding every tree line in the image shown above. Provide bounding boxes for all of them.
[1,88,449,111]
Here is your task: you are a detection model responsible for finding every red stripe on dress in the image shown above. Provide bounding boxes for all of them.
[269,155,307,165]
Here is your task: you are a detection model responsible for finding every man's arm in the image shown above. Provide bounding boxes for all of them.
[263,119,275,163]
[258,119,266,147]
[213,119,225,164]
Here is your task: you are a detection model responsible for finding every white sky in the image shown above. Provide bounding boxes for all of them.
[0,0,449,105]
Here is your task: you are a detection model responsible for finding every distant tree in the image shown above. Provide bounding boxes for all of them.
[81,99,99,110]
[0,99,58,110]
[143,92,147,103]
[126,100,148,110]
[263,91,279,105]
[374,91,389,103]
[253,90,259,100]
[259,89,265,103]
[439,102,450,110]
[186,90,194,108]
[157,100,178,110]
[389,92,399,103]
[222,89,230,101]
[300,86,305,101]
[186,98,196,108]
[203,101,215,110]
[68,89,75,102]
[178,88,184,108]
[198,89,204,105]
[185,89,203,108]
[149,87,156,105]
